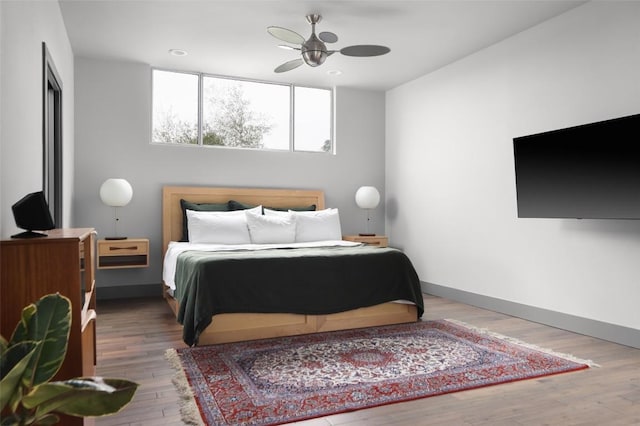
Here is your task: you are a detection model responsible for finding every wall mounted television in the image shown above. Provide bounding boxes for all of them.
[513,113,640,219]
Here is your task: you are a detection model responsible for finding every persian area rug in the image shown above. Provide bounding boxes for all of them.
[166,319,592,426]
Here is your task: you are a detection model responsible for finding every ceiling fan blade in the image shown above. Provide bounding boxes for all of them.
[278,44,301,51]
[274,58,304,73]
[267,26,305,45]
[340,45,390,57]
[319,31,338,43]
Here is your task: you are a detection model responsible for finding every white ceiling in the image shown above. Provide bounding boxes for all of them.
[59,0,585,91]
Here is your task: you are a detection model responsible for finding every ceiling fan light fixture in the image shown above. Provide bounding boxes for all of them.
[302,48,327,66]
[301,34,328,66]
[268,14,390,73]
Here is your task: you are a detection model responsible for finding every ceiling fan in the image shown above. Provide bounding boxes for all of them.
[267,14,390,73]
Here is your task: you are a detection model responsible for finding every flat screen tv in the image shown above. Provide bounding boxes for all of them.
[11,191,56,238]
[513,113,640,219]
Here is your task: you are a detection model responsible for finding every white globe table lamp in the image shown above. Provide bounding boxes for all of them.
[99,178,133,240]
[355,186,380,236]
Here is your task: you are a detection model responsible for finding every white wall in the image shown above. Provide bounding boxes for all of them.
[73,57,386,290]
[0,0,74,236]
[386,1,640,331]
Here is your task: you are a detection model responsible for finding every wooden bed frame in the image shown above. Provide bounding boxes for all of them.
[162,185,418,345]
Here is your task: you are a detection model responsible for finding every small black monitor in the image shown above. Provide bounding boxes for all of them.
[11,191,55,238]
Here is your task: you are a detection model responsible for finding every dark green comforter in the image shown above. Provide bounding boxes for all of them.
[174,245,424,346]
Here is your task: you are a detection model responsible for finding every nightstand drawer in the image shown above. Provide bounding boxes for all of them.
[342,235,388,248]
[98,240,147,256]
[98,238,149,269]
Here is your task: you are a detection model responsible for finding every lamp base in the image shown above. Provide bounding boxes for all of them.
[358,233,376,237]
[105,236,128,240]
[11,230,48,239]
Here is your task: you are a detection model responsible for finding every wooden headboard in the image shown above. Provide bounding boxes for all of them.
[162,186,325,254]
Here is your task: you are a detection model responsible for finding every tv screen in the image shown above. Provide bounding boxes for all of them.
[11,191,56,238]
[513,113,640,219]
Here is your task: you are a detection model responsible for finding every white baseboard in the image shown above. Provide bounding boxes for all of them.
[422,281,639,349]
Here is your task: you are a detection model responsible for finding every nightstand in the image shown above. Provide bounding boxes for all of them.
[343,235,388,248]
[97,238,149,269]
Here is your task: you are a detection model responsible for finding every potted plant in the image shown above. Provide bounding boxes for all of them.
[1,293,138,425]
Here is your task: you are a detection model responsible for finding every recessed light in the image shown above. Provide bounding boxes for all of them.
[169,49,188,57]
[327,70,342,76]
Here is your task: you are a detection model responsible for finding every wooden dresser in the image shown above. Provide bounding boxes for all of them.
[1,228,97,425]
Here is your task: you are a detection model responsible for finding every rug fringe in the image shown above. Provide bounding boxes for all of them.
[165,348,206,425]
[443,319,600,367]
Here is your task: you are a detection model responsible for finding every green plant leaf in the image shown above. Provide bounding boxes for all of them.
[23,378,138,418]
[0,341,37,411]
[32,413,60,425]
[1,340,37,379]
[11,294,71,387]
[11,304,37,344]
[2,294,138,424]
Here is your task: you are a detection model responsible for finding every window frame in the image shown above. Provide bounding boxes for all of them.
[151,68,334,153]
[42,42,63,227]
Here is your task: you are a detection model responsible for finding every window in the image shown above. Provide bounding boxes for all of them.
[152,69,333,153]
[152,70,198,145]
[202,76,290,150]
[294,86,332,152]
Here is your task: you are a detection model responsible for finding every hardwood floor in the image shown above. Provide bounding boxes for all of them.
[94,295,640,425]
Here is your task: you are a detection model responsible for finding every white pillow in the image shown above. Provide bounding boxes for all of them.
[186,206,261,244]
[292,208,342,242]
[263,208,290,217]
[245,209,296,244]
